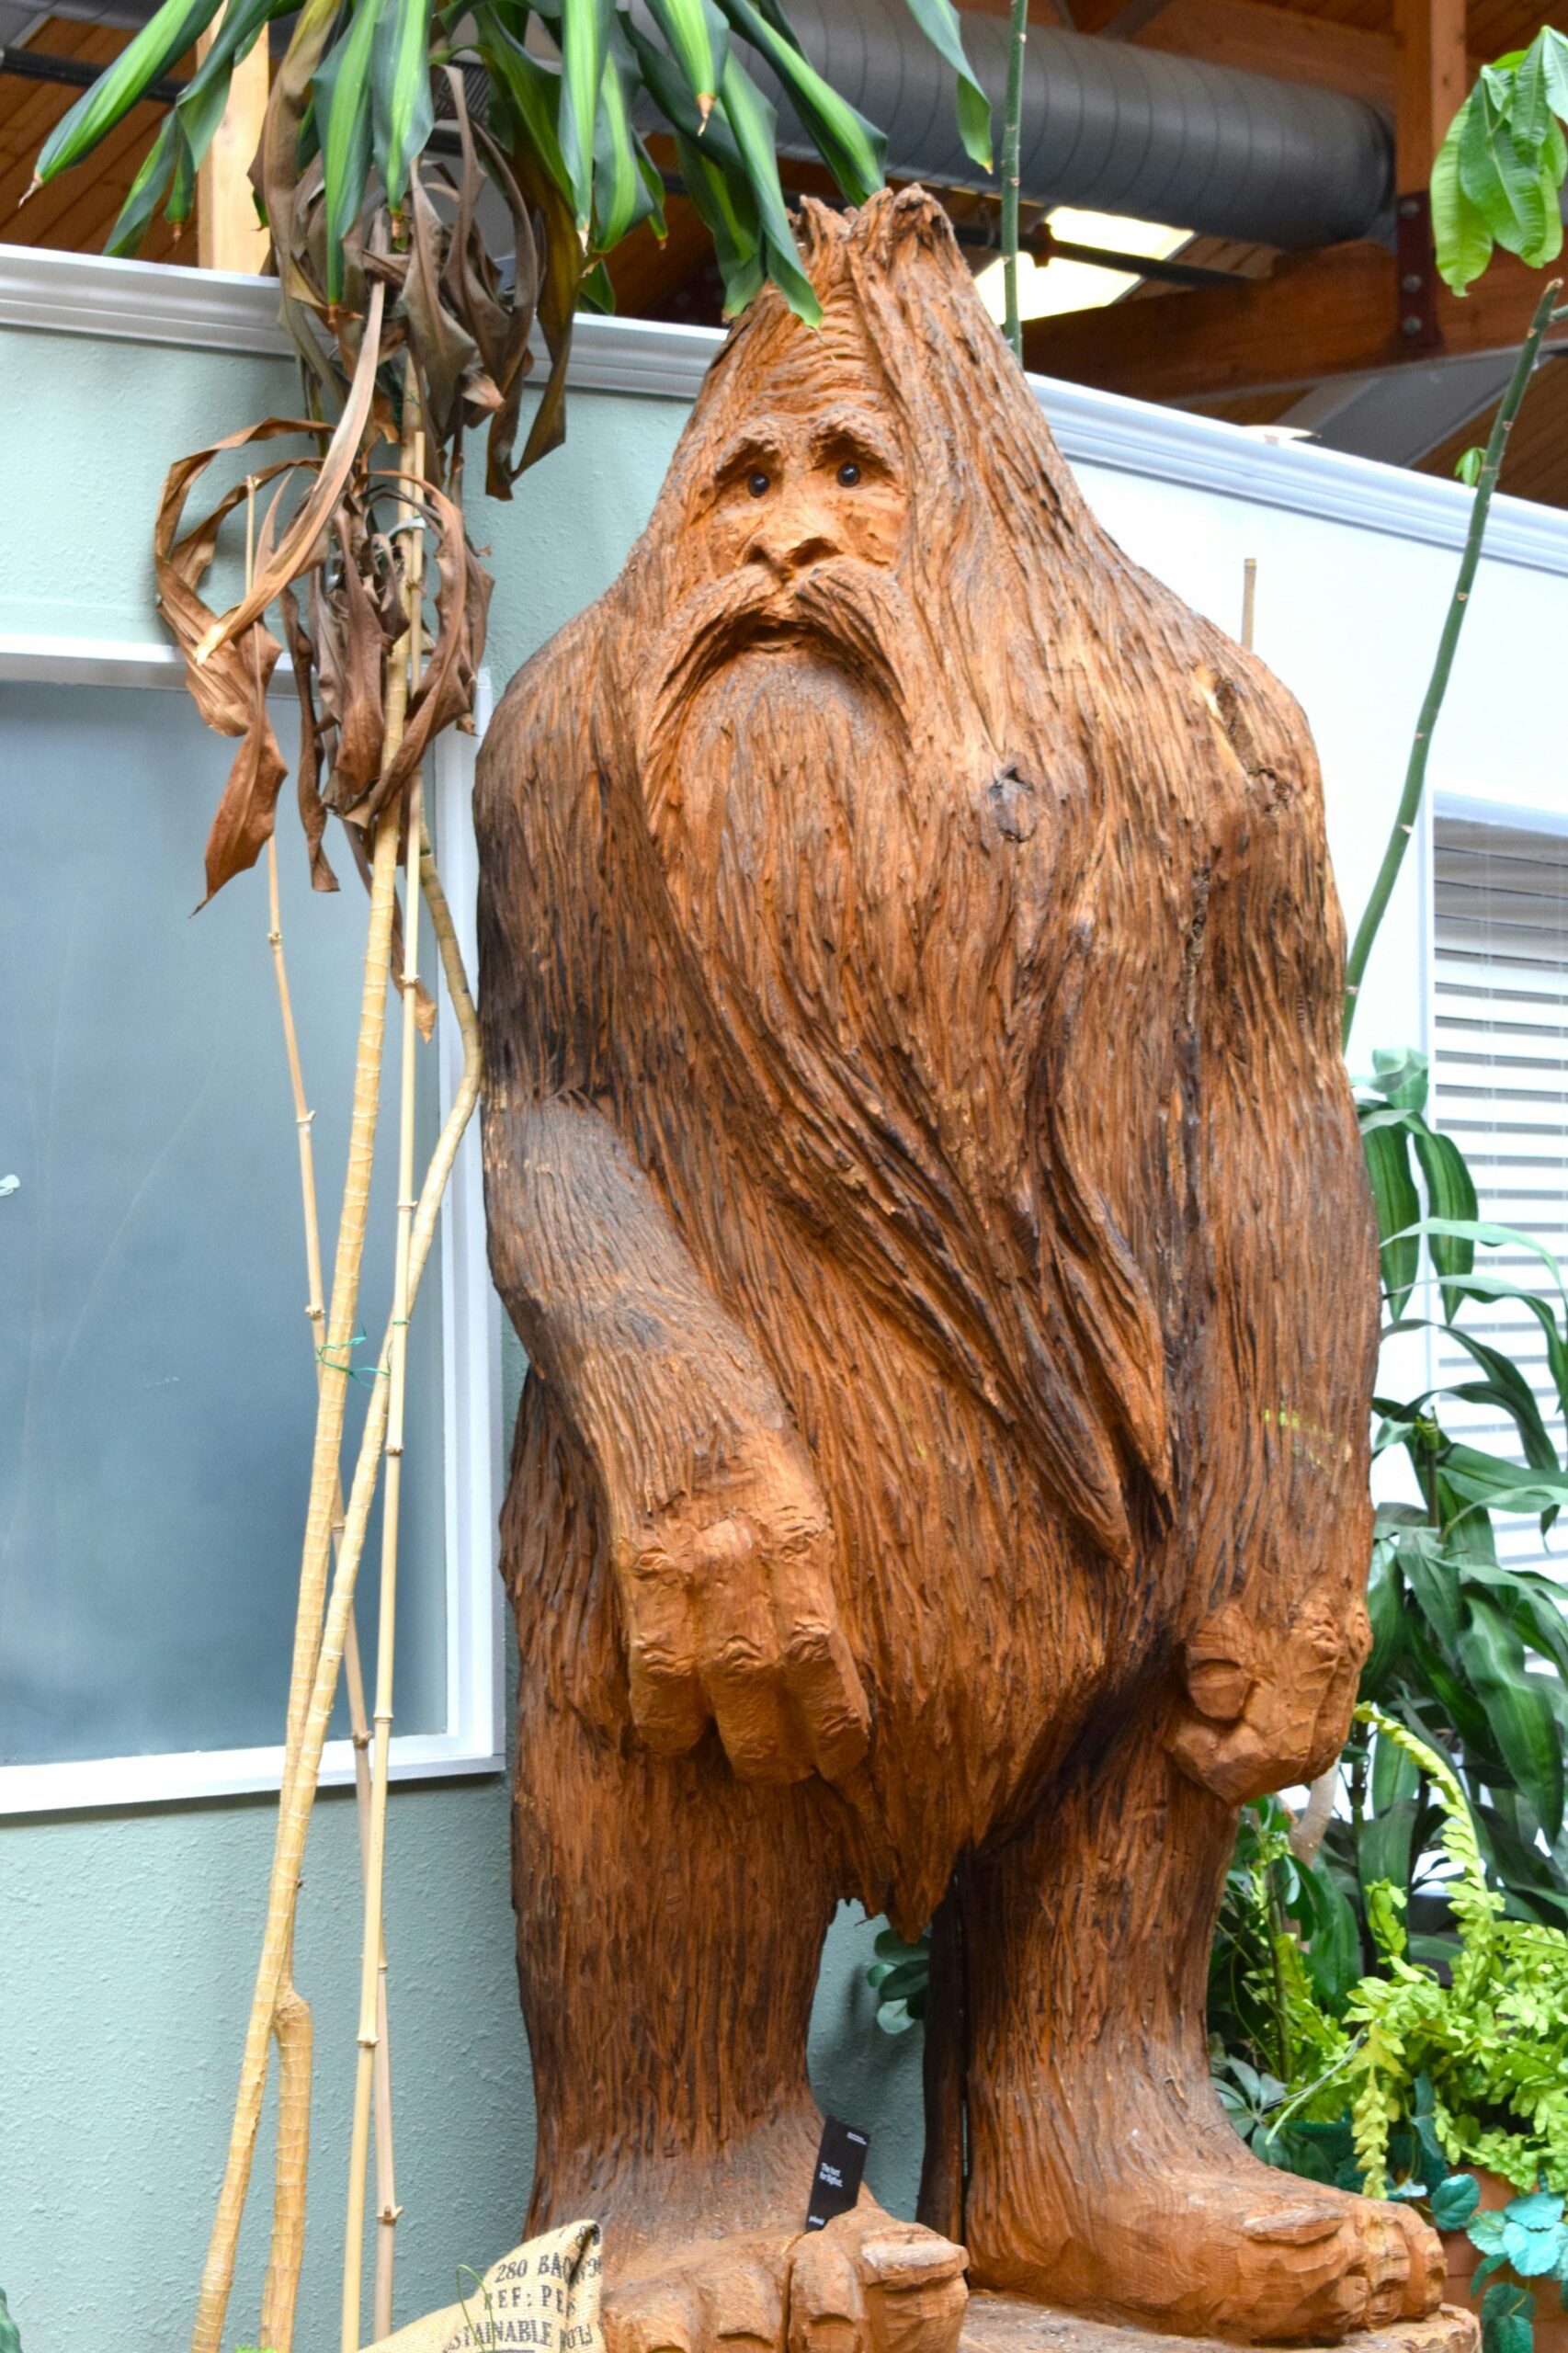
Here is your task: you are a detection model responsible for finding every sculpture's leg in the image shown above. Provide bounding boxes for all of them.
[960,1714,1443,2345]
[507,1406,968,2353]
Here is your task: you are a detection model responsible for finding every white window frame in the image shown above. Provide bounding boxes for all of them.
[0,634,506,1813]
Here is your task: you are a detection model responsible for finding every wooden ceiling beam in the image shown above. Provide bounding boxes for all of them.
[1394,0,1468,187]
[1021,240,1568,403]
[967,0,1482,114]
[1134,0,1402,106]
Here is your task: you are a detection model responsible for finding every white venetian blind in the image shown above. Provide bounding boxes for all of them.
[1432,814,1568,1575]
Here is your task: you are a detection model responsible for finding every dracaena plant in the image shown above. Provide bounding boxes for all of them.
[29,0,991,333]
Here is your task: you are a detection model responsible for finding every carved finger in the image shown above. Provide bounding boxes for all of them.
[779,1617,870,1785]
[1166,1708,1312,1805]
[699,2243,788,2353]
[621,1557,708,1756]
[607,2279,702,2353]
[1385,2200,1444,2318]
[789,2229,866,2353]
[767,1528,869,1784]
[698,1548,812,1783]
[709,1647,812,1783]
[1303,1598,1371,1780]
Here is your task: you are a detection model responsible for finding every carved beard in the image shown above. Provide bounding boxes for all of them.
[638,555,927,808]
[631,546,975,1055]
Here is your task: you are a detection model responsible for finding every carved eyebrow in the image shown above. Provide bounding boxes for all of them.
[808,406,901,472]
[711,419,788,483]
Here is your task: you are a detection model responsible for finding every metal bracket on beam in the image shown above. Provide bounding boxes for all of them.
[1394,189,1443,351]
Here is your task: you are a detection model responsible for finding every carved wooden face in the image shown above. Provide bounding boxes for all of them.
[688,322,909,596]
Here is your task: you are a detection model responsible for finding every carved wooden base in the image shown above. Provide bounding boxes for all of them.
[960,2290,1480,2353]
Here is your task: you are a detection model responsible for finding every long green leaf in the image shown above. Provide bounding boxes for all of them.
[372,0,435,213]
[1392,1322,1560,1473]
[714,0,885,202]
[1364,1123,1421,1317]
[1456,1596,1565,1837]
[1389,1214,1568,1306]
[899,0,991,169]
[1410,1126,1478,1321]
[625,12,748,174]
[1540,25,1568,119]
[1442,1273,1568,1422]
[1509,34,1553,149]
[642,0,727,112]
[1362,1540,1406,1696]
[475,6,574,203]
[591,25,661,252]
[1369,1045,1430,1109]
[1443,1378,1559,1483]
[1459,76,1561,264]
[1439,1441,1568,1505]
[35,0,222,182]
[314,0,386,301]
[559,0,611,232]
[1431,105,1487,294]
[718,51,820,323]
[1516,1585,1568,1685]
[123,0,285,242]
[1396,1529,1465,1652]
[105,113,182,254]
[673,130,763,311]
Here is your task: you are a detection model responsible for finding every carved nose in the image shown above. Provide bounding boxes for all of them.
[746,506,839,583]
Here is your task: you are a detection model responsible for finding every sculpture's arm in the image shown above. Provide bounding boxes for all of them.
[1158,666,1378,1805]
[475,632,869,1789]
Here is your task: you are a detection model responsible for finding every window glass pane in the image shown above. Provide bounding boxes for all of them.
[1,681,447,1766]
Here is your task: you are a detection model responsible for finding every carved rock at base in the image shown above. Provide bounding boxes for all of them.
[960,2291,1480,2353]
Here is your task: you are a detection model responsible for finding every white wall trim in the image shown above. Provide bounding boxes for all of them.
[0,639,505,1818]
[9,241,1568,580]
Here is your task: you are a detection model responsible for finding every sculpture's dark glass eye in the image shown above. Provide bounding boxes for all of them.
[747,470,770,498]
[836,460,861,487]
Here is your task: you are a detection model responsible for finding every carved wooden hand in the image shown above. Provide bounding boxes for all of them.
[483,1092,869,1789]
[1165,1581,1372,1805]
[609,1416,868,1784]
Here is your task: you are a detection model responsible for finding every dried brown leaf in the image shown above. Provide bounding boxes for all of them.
[318,512,389,812]
[253,0,338,314]
[353,479,491,821]
[195,278,387,667]
[199,630,290,907]
[278,584,338,893]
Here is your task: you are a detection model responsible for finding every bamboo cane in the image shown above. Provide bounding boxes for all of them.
[256,815,399,2351]
[193,822,480,2353]
[344,426,427,2353]
[194,385,414,2353]
[236,477,324,2352]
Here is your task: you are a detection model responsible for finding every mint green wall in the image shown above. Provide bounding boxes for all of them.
[0,317,923,2353]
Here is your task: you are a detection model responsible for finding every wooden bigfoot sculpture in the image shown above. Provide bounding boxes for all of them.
[476,190,1445,2352]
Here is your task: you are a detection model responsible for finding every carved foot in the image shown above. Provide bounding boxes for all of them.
[970,2154,1443,2344]
[607,2207,968,2353]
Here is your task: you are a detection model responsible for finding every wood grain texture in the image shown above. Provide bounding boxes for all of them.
[960,2292,1478,2353]
[476,188,1428,2350]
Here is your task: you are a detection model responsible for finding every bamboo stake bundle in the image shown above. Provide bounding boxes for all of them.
[194,388,478,2353]
[256,808,400,2350]
[195,811,481,2353]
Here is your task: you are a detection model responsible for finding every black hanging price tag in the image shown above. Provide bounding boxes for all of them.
[804,2117,870,2232]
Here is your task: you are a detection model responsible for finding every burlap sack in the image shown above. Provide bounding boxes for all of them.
[365,2219,603,2353]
